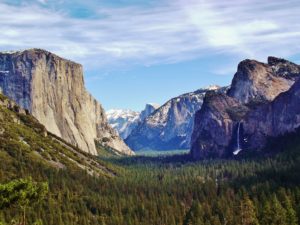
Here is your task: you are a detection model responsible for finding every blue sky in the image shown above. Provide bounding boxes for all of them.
[1,0,300,111]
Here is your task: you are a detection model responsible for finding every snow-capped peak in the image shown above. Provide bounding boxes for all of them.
[106,109,139,120]
[0,50,20,54]
[203,85,221,91]
[106,103,160,140]
[106,109,140,139]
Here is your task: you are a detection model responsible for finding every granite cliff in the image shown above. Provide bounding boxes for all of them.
[191,57,300,159]
[0,49,133,155]
[243,77,300,150]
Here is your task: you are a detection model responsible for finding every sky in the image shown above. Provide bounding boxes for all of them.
[1,0,300,111]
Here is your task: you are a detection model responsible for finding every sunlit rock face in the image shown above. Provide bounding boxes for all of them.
[227,57,300,104]
[0,49,133,155]
[191,57,300,159]
[126,86,227,151]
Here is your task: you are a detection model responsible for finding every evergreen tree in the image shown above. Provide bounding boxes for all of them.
[0,178,48,225]
[261,201,273,225]
[183,202,204,225]
[239,195,259,225]
[282,194,298,225]
[262,195,287,225]
[271,195,287,225]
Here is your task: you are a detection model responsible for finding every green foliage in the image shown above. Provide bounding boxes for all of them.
[0,96,300,224]
[0,178,48,225]
[239,195,259,225]
[183,202,204,225]
[0,178,48,210]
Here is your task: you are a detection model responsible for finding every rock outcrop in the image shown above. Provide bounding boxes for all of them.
[0,49,133,155]
[139,103,160,121]
[191,57,300,159]
[126,86,226,151]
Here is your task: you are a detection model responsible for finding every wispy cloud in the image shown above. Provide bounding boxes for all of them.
[0,0,300,69]
[36,0,47,4]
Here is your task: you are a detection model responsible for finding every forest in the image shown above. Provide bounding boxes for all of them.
[0,98,300,225]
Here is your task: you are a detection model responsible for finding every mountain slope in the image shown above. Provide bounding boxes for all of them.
[0,93,116,178]
[191,57,300,159]
[107,103,159,139]
[126,86,225,151]
[0,49,133,155]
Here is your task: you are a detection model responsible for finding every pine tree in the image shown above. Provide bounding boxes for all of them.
[261,201,273,225]
[271,195,287,225]
[282,194,298,225]
[183,202,204,225]
[239,195,259,225]
[262,195,287,225]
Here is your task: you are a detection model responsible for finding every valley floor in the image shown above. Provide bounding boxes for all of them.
[135,149,189,156]
[1,111,300,225]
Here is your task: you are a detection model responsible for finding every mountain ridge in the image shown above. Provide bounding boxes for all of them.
[125,85,227,151]
[106,103,159,139]
[191,56,300,159]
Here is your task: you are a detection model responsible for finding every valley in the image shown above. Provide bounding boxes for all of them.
[1,50,300,225]
[1,88,300,225]
[135,149,189,156]
[1,103,300,224]
[1,1,300,224]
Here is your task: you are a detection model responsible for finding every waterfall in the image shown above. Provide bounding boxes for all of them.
[233,122,242,155]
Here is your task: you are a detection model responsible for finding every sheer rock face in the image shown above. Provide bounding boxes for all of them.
[126,86,225,151]
[191,92,244,159]
[0,49,133,155]
[191,57,300,159]
[139,103,160,121]
[244,78,300,149]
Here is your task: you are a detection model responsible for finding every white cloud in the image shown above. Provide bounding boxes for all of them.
[0,0,300,70]
[37,0,47,4]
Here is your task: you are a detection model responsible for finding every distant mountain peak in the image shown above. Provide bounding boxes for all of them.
[146,102,160,108]
[106,103,159,140]
[125,85,227,151]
